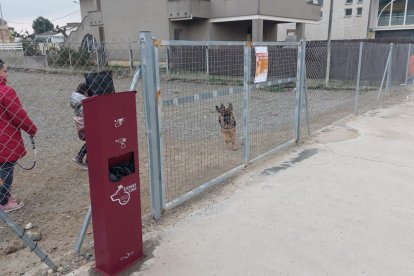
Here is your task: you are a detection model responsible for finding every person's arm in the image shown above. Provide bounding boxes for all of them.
[2,87,37,136]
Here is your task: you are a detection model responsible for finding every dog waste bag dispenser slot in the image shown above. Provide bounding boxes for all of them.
[83,91,143,276]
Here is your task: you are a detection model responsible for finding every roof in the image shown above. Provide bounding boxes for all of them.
[65,22,81,28]
[36,31,65,38]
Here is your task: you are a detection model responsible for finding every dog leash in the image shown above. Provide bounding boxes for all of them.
[16,136,37,171]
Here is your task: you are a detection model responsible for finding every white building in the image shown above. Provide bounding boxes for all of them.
[35,31,65,55]
[371,0,414,39]
[278,0,414,41]
[0,19,14,43]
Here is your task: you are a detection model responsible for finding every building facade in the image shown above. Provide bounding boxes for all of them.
[278,0,370,41]
[68,0,321,47]
[0,19,14,43]
[370,0,414,39]
[278,0,414,41]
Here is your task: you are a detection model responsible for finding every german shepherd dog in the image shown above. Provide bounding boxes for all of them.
[216,103,237,150]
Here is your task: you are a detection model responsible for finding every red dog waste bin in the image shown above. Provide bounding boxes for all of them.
[83,91,143,276]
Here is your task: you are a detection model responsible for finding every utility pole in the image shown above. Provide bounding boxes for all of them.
[325,0,334,87]
[366,0,374,38]
[0,1,5,43]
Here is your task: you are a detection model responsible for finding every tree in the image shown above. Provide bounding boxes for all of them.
[32,17,54,35]
[54,25,68,38]
[12,30,35,40]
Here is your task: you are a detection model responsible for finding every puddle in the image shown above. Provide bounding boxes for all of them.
[314,127,360,144]
[261,149,319,176]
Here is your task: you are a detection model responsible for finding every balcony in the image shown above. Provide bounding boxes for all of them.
[377,14,414,27]
[375,0,414,29]
[168,0,210,20]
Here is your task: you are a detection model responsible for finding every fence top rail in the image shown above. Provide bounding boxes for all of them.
[0,43,23,50]
[253,41,300,47]
[159,40,300,47]
[161,77,296,107]
[0,42,23,46]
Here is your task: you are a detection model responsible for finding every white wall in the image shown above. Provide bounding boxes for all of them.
[80,0,97,19]
[277,0,371,41]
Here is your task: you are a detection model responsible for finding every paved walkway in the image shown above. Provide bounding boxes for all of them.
[70,100,414,276]
[131,101,414,276]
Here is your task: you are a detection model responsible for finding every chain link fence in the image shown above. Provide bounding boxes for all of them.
[143,36,413,217]
[249,45,298,160]
[305,41,359,135]
[0,39,148,274]
[0,33,413,274]
[159,44,245,204]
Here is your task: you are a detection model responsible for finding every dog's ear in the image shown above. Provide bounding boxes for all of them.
[228,103,233,112]
[216,103,225,113]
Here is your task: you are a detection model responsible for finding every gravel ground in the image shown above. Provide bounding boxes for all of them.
[0,70,411,275]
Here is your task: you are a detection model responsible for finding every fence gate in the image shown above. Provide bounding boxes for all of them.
[140,32,303,218]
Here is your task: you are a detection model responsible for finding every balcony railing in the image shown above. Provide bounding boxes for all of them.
[168,0,210,20]
[377,14,414,27]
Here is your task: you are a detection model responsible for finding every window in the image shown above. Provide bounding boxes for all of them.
[174,29,182,40]
[345,8,353,16]
[378,0,413,26]
[320,11,323,18]
[346,0,353,4]
[81,34,97,52]
[318,0,324,5]
[408,0,414,24]
[357,7,363,16]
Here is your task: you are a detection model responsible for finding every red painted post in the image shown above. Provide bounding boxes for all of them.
[83,91,143,276]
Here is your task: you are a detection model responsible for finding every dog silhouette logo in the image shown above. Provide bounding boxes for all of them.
[111,185,131,205]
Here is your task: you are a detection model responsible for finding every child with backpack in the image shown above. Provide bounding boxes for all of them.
[70,83,90,169]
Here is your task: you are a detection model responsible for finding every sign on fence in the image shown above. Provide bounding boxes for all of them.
[255,46,268,83]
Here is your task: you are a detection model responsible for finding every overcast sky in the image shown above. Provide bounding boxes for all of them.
[2,0,81,33]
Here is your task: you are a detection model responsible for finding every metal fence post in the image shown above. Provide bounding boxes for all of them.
[140,31,163,220]
[166,46,170,76]
[378,46,392,100]
[129,65,142,91]
[243,43,252,165]
[96,45,100,72]
[303,65,311,136]
[0,209,57,271]
[129,42,134,75]
[405,44,411,86]
[45,51,49,71]
[74,206,92,253]
[153,40,166,209]
[325,40,331,87]
[68,46,73,70]
[355,42,364,114]
[206,46,209,78]
[386,43,393,95]
[295,39,306,143]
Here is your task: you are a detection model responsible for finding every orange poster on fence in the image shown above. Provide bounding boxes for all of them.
[409,55,414,76]
[255,47,268,83]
